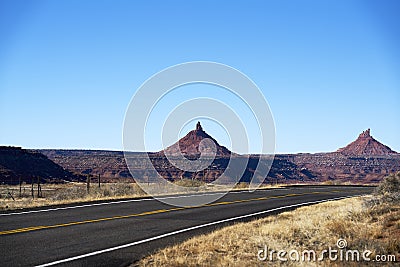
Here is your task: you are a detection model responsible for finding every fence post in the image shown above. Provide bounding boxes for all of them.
[86,174,90,194]
[37,176,42,198]
[31,177,34,199]
[19,177,22,197]
[7,189,15,201]
[98,174,101,188]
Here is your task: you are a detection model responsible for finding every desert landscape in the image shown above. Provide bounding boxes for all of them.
[2,123,399,266]
[1,123,399,211]
[1,124,399,187]
[1,1,399,266]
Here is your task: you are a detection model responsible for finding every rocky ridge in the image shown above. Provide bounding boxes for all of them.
[0,146,77,184]
[39,126,400,184]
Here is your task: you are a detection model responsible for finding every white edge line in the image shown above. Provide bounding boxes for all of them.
[1,187,345,216]
[0,192,229,216]
[0,188,296,216]
[35,195,361,267]
[0,188,288,216]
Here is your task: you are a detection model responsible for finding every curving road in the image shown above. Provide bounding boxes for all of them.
[0,185,373,266]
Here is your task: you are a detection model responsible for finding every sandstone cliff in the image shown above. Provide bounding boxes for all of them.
[39,127,400,184]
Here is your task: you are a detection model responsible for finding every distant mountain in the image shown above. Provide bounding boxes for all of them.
[0,146,77,184]
[38,127,400,184]
[40,149,132,179]
[158,122,231,157]
[41,123,316,183]
[337,129,397,156]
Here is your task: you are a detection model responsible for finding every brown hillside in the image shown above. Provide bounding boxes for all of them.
[0,146,78,184]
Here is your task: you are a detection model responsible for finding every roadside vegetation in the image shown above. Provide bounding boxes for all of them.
[0,182,147,210]
[0,176,380,212]
[0,179,283,211]
[138,172,400,266]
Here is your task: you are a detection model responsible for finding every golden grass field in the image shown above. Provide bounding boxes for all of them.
[137,195,399,266]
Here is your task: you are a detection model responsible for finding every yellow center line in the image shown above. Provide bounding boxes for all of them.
[0,190,345,236]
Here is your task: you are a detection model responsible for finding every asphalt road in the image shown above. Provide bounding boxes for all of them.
[0,185,373,267]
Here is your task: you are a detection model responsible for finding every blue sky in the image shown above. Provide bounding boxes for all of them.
[0,0,399,153]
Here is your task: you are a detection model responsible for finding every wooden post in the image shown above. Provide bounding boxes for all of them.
[19,177,22,197]
[98,174,101,188]
[86,174,90,194]
[37,176,42,198]
[7,190,15,201]
[31,177,34,199]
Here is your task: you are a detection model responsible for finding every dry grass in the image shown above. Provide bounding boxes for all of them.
[0,182,147,210]
[0,181,283,211]
[0,177,377,211]
[138,196,399,266]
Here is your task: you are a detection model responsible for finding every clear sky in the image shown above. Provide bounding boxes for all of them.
[0,0,399,154]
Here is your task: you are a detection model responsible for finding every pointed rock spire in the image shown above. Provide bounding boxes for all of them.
[337,129,397,155]
[196,121,203,132]
[359,128,371,138]
[160,121,231,156]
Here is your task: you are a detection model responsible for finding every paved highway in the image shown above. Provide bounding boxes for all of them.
[0,185,373,266]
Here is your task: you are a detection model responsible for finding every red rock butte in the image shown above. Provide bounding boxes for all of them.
[160,121,231,157]
[337,129,398,156]
[8,126,398,184]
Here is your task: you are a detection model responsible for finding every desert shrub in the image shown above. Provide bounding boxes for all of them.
[48,182,145,201]
[109,183,136,196]
[101,187,112,197]
[90,182,143,197]
[376,172,400,195]
[322,180,334,185]
[132,183,147,196]
[364,172,400,207]
[49,186,86,201]
[234,182,249,189]
[174,178,205,188]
